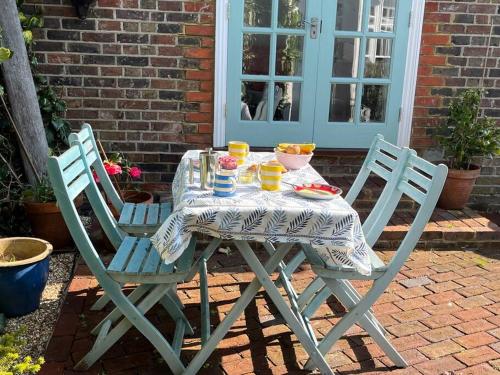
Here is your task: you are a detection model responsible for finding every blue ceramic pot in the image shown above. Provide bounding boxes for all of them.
[0,238,52,318]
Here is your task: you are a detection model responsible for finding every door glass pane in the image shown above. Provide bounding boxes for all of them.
[243,34,271,75]
[329,84,357,122]
[276,35,304,76]
[364,38,392,78]
[332,38,360,78]
[278,0,306,29]
[336,0,364,31]
[361,84,388,122]
[241,81,269,121]
[369,0,396,33]
[244,0,272,28]
[274,82,301,121]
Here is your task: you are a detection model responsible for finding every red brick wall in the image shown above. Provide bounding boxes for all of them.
[25,0,500,211]
[27,0,215,185]
[412,1,499,211]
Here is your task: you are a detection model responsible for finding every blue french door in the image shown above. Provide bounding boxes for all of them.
[226,0,412,148]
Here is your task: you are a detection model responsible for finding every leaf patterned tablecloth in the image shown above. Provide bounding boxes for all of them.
[151,151,372,275]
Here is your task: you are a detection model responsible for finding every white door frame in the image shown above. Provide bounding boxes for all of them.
[213,0,426,148]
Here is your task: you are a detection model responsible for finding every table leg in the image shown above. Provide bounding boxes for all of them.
[235,241,333,375]
[263,243,317,345]
[182,243,293,375]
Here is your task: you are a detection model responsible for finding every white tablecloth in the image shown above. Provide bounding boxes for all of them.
[151,151,372,275]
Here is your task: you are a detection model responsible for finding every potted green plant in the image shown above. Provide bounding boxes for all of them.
[436,89,500,209]
[22,177,78,249]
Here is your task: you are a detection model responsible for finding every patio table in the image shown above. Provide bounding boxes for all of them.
[151,150,372,375]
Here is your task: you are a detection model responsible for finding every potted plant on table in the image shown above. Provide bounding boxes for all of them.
[436,89,500,209]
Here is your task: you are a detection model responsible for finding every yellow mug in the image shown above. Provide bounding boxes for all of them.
[258,161,283,191]
[228,141,249,165]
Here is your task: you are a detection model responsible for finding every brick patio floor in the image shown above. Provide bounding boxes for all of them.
[41,247,500,375]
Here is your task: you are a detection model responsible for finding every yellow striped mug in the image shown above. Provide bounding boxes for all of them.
[258,161,283,191]
[228,141,249,166]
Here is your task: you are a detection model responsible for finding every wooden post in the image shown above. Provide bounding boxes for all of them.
[0,0,48,185]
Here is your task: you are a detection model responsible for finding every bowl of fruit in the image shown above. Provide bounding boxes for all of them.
[274,143,315,170]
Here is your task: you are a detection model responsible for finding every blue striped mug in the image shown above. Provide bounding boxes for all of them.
[214,169,237,197]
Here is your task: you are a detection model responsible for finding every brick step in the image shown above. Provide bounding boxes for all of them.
[375,208,500,250]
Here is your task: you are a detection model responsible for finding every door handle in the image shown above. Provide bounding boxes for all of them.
[303,17,319,39]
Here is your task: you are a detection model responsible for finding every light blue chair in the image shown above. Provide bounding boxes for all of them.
[300,149,448,370]
[69,123,171,236]
[47,143,204,373]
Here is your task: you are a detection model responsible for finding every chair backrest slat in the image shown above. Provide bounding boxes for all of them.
[345,135,405,206]
[58,145,81,171]
[403,166,432,192]
[397,180,426,205]
[367,160,391,181]
[67,173,90,201]
[373,149,397,170]
[62,158,86,185]
[68,123,124,212]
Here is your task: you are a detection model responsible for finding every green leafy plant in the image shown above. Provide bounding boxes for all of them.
[22,176,56,203]
[0,327,44,375]
[436,89,500,170]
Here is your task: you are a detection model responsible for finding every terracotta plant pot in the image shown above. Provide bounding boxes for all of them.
[23,201,73,250]
[23,196,82,250]
[107,190,154,218]
[437,165,481,210]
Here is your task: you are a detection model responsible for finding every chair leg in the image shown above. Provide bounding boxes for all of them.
[297,276,325,311]
[90,293,111,311]
[324,279,407,368]
[91,284,151,335]
[76,284,186,374]
[235,241,334,375]
[304,277,408,370]
[160,291,194,336]
[183,243,293,375]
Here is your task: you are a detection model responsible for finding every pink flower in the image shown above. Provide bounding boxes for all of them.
[104,162,122,176]
[219,155,238,170]
[129,166,142,180]
[92,170,100,183]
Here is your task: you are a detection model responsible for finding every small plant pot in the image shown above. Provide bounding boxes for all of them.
[437,165,481,210]
[0,238,52,317]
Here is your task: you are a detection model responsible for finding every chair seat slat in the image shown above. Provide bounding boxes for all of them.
[146,203,160,225]
[398,180,426,205]
[159,202,172,222]
[159,259,175,274]
[132,204,147,225]
[118,203,135,224]
[367,161,391,181]
[404,167,432,191]
[175,236,197,273]
[125,238,150,273]
[108,237,136,272]
[142,246,161,274]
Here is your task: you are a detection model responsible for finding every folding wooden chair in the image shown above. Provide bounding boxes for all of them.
[272,135,408,324]
[69,123,171,236]
[47,143,217,373]
[300,149,447,370]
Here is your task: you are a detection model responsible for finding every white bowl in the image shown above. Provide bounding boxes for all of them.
[274,148,313,170]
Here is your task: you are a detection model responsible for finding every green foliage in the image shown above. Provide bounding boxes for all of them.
[436,89,500,170]
[0,327,44,375]
[22,176,56,203]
